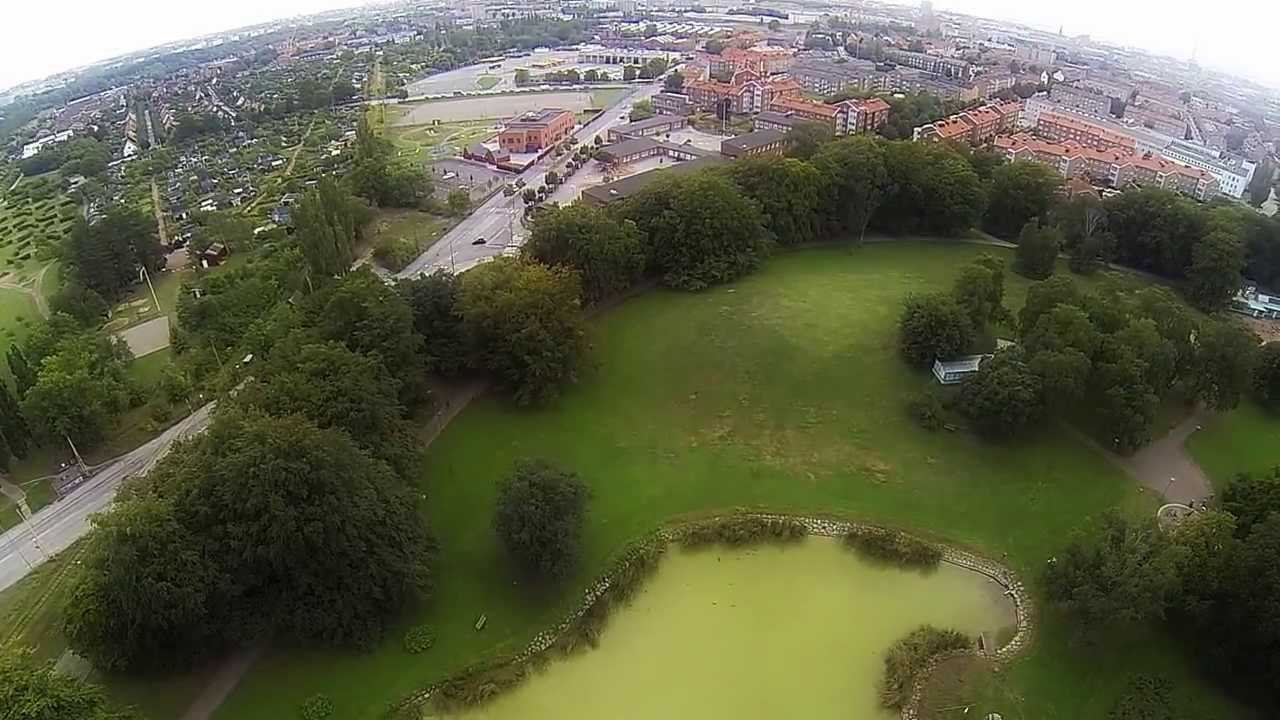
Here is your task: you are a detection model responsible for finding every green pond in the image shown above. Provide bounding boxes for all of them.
[447,537,1016,720]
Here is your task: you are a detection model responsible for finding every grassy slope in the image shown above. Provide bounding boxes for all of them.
[0,287,40,346]
[215,242,1250,720]
[1187,401,1280,492]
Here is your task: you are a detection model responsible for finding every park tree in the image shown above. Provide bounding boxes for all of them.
[623,65,638,81]
[1220,469,1280,538]
[1018,276,1080,336]
[397,272,468,375]
[493,460,589,580]
[877,141,987,236]
[959,349,1044,439]
[663,70,685,92]
[1103,186,1205,278]
[50,281,109,325]
[629,99,655,121]
[784,120,835,160]
[458,257,587,404]
[727,157,827,246]
[65,410,435,671]
[446,188,471,216]
[294,179,367,281]
[1092,344,1160,452]
[897,292,973,368]
[20,332,133,446]
[1110,675,1179,720]
[1013,220,1060,280]
[1052,195,1111,275]
[1043,511,1178,628]
[65,206,161,303]
[232,342,415,475]
[1186,230,1244,311]
[1253,342,1280,411]
[7,345,37,398]
[0,649,141,720]
[301,269,425,394]
[811,136,887,242]
[1190,320,1258,411]
[949,254,1008,333]
[0,380,31,459]
[619,171,769,290]
[524,204,646,303]
[983,160,1062,239]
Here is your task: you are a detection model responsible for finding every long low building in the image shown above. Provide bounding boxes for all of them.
[581,156,726,206]
[596,136,709,165]
[607,114,689,142]
[912,100,1022,145]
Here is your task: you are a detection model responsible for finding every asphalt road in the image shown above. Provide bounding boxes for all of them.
[0,403,215,593]
[396,80,666,278]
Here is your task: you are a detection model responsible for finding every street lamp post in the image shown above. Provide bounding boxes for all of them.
[1164,476,1176,498]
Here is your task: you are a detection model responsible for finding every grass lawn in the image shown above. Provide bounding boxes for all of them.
[475,74,501,90]
[102,269,187,334]
[0,287,40,346]
[388,120,498,164]
[1187,401,1280,492]
[213,241,1250,720]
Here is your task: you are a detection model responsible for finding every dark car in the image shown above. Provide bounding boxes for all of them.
[471,238,487,245]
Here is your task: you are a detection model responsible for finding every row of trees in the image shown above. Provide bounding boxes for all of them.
[1045,470,1280,706]
[348,115,431,209]
[19,137,112,177]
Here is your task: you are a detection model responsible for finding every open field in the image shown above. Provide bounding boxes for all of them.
[102,268,187,334]
[388,119,500,164]
[1187,401,1280,492]
[391,90,622,126]
[213,242,1251,720]
[0,287,40,345]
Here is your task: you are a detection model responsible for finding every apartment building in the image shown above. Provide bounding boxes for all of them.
[1034,110,1135,152]
[884,49,976,82]
[707,46,795,77]
[1048,83,1112,118]
[765,96,891,136]
[684,71,802,114]
[912,100,1021,145]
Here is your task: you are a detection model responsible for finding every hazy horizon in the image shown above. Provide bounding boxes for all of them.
[1,0,1277,95]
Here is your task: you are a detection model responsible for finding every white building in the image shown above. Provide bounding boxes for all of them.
[20,129,75,159]
[1159,140,1256,199]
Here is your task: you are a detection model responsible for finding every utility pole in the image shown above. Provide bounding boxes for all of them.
[65,434,87,473]
[139,265,162,316]
[17,499,48,561]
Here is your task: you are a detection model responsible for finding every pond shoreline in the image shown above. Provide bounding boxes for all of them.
[390,512,1034,720]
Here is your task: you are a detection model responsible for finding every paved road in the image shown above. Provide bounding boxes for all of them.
[1120,408,1214,505]
[396,80,665,279]
[0,403,215,593]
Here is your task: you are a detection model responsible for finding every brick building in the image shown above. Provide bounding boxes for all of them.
[1034,110,1135,153]
[912,100,1021,145]
[684,71,802,114]
[498,108,576,153]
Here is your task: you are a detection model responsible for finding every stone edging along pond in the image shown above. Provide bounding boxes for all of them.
[387,512,1034,720]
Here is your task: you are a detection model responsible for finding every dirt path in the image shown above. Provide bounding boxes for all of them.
[1117,408,1214,505]
[178,648,262,720]
[150,180,168,245]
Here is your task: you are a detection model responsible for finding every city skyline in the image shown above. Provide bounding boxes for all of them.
[0,0,1278,94]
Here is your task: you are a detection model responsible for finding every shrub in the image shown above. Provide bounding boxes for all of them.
[680,516,806,548]
[906,391,946,431]
[299,693,334,720]
[844,527,943,569]
[373,236,419,272]
[1111,674,1178,720]
[879,626,971,708]
[403,625,435,654]
[494,460,589,580]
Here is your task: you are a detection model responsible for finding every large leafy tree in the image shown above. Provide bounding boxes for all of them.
[1253,342,1280,411]
[6,345,37,398]
[349,114,431,208]
[727,157,829,246]
[876,141,987,237]
[65,410,434,670]
[959,349,1044,439]
[1013,219,1060,280]
[811,136,887,242]
[397,272,467,375]
[1185,229,1244,312]
[1103,187,1205,278]
[524,204,646,302]
[1018,275,1082,336]
[950,254,1008,333]
[459,257,587,404]
[983,160,1062,239]
[0,380,31,459]
[493,460,589,580]
[1189,320,1258,411]
[0,650,140,719]
[897,292,973,368]
[619,171,769,291]
[1043,511,1178,629]
[20,331,134,445]
[64,206,160,303]
[294,178,368,281]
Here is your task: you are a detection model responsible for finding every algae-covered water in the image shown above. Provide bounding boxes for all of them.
[448,536,1015,720]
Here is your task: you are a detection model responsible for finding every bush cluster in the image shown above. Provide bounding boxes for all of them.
[679,516,807,548]
[879,625,971,708]
[403,625,435,654]
[299,693,334,720]
[844,527,943,569]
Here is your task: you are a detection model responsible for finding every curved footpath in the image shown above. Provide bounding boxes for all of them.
[391,512,1034,720]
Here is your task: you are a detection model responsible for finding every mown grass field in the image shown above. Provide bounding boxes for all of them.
[1187,401,1280,491]
[212,242,1253,720]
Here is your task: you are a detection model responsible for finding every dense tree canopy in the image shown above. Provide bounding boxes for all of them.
[493,460,589,580]
[1013,220,1061,280]
[876,142,987,237]
[458,257,586,404]
[619,171,769,290]
[959,349,1044,439]
[65,410,434,671]
[983,160,1062,239]
[64,206,161,303]
[397,272,468,376]
[1253,342,1280,411]
[728,157,829,246]
[898,292,973,368]
[294,179,368,280]
[525,204,646,302]
[19,326,134,446]
[811,137,888,242]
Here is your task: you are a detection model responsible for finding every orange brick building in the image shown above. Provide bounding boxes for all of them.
[498,108,576,153]
[912,100,1021,145]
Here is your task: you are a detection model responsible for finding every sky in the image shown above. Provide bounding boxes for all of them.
[1,0,1278,93]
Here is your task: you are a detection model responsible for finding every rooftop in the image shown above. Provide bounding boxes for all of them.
[504,108,574,129]
[721,129,789,155]
[581,157,725,205]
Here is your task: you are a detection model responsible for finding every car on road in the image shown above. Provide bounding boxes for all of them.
[472,238,487,245]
